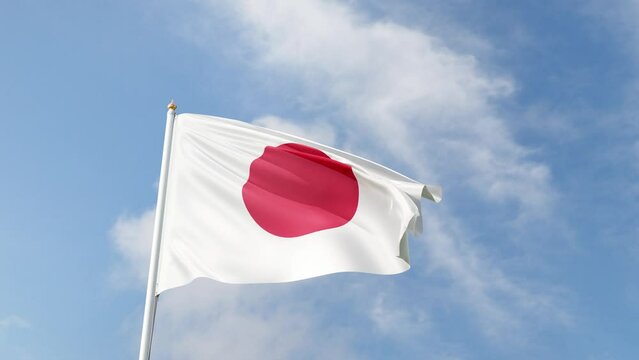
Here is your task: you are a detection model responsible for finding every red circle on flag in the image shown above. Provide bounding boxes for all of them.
[242,143,359,237]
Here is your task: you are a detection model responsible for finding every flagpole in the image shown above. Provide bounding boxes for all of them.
[138,101,177,360]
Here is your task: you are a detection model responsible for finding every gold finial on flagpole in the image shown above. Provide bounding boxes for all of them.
[141,98,178,360]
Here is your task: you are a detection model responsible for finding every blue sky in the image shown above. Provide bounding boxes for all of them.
[1,0,637,359]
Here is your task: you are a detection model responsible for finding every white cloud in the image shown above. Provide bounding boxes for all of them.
[221,0,553,215]
[0,315,30,331]
[151,281,359,360]
[586,0,639,50]
[420,213,572,338]
[109,209,155,287]
[369,293,430,337]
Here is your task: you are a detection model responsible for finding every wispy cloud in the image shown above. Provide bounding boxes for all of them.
[579,0,639,258]
[153,281,360,360]
[215,0,553,216]
[0,315,30,331]
[369,292,431,337]
[109,209,155,288]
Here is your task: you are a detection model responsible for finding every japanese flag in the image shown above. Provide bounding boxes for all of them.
[156,113,441,293]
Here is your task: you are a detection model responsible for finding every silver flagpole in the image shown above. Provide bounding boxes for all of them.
[138,101,177,360]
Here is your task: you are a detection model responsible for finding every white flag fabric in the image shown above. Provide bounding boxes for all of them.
[156,113,441,293]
